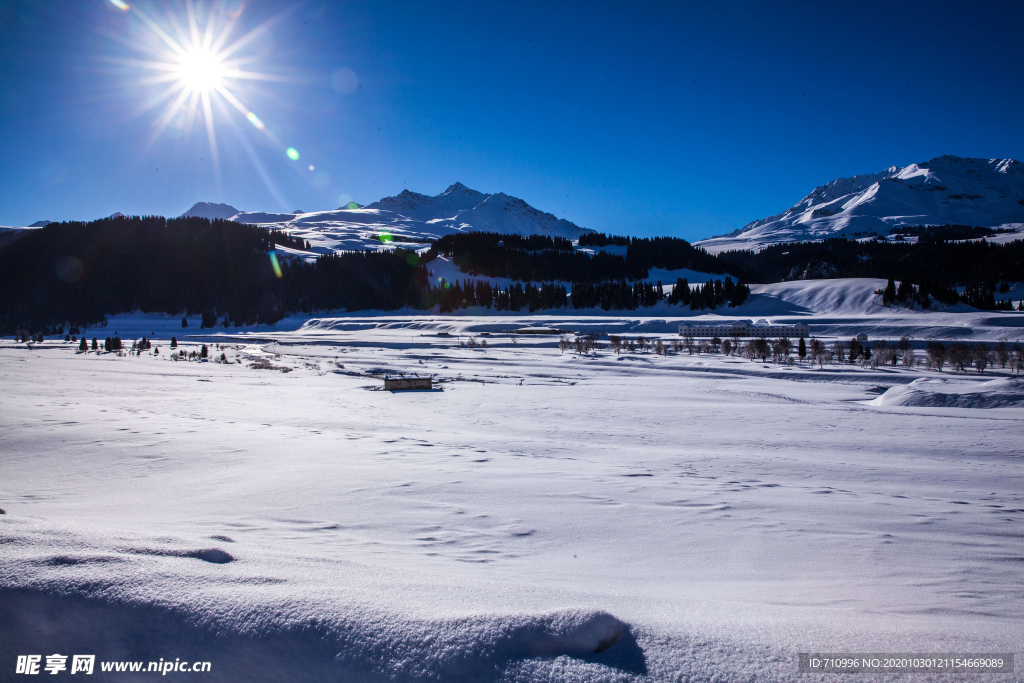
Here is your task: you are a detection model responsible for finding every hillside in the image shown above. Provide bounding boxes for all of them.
[697,155,1024,253]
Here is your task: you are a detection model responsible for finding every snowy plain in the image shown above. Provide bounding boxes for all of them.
[2,282,1023,682]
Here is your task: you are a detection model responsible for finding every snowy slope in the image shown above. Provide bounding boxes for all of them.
[228,183,593,257]
[741,278,891,316]
[180,202,242,220]
[698,155,1024,253]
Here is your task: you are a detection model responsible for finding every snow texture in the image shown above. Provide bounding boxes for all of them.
[2,279,1022,681]
[697,155,1024,253]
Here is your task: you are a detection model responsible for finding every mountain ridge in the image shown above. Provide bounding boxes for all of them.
[697,155,1024,253]
[222,183,592,256]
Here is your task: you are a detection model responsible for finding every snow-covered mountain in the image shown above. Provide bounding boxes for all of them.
[226,183,593,257]
[180,202,242,220]
[697,155,1024,253]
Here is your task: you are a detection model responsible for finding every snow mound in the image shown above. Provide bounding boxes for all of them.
[871,377,1024,409]
[180,202,242,220]
[2,584,637,681]
[740,278,888,316]
[698,155,1024,252]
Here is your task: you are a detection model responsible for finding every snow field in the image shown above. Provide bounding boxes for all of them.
[2,312,1021,681]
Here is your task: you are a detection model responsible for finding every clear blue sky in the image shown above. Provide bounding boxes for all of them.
[1,0,1022,240]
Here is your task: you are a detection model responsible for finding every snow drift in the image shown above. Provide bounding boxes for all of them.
[871,376,1024,409]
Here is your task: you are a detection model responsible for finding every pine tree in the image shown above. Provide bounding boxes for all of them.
[896,279,911,303]
[849,338,862,362]
[170,337,177,348]
[182,317,188,328]
[91,338,98,350]
[200,344,208,359]
[798,336,807,359]
[79,337,87,351]
[883,278,897,305]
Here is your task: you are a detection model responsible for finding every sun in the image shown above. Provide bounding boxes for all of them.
[109,0,296,190]
[176,47,226,94]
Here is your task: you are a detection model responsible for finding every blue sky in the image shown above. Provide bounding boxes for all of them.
[1,0,1021,240]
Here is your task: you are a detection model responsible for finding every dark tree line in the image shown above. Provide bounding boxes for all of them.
[666,277,750,309]
[5,218,714,333]
[578,232,631,247]
[420,277,749,313]
[431,232,627,281]
[430,231,733,282]
[0,216,428,333]
[568,280,665,310]
[421,280,569,312]
[7,217,1020,334]
[434,232,574,253]
[719,237,1024,310]
[624,236,730,275]
[888,224,1015,243]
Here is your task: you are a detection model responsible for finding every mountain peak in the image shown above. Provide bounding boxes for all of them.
[440,181,483,196]
[290,182,594,245]
[696,155,1024,253]
[180,202,241,220]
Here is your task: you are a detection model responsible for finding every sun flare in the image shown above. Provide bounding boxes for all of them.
[111,0,296,189]
[176,47,226,94]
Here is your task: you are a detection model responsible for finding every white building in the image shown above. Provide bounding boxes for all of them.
[678,319,809,339]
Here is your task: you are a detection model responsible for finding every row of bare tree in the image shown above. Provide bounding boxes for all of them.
[556,331,1024,375]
